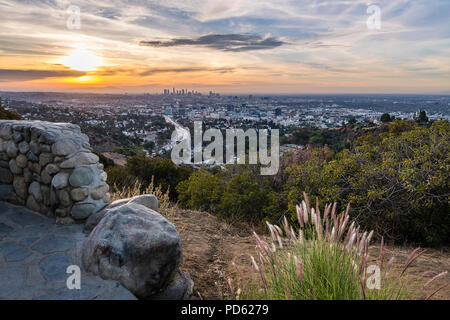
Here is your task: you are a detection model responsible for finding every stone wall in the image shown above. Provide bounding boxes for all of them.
[0,120,110,223]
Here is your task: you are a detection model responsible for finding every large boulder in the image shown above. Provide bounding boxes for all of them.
[84,194,158,233]
[82,202,183,299]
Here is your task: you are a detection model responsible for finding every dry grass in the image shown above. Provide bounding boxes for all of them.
[110,177,180,223]
[110,183,449,300]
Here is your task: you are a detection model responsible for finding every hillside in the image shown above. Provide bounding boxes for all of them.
[170,209,450,300]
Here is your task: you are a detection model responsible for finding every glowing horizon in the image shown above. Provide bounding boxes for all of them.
[0,0,449,94]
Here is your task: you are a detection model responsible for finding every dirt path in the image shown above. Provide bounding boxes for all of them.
[171,210,450,300]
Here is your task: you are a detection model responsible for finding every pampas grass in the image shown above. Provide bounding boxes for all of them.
[233,193,447,300]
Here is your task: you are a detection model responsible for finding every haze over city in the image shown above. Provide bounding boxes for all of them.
[0,0,449,94]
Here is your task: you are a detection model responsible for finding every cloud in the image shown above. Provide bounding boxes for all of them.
[139,66,234,76]
[0,69,85,82]
[140,34,286,52]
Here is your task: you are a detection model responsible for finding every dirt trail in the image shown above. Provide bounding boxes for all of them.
[171,210,449,300]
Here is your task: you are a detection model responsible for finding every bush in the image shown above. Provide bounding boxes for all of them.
[0,101,22,120]
[233,195,446,300]
[284,120,449,246]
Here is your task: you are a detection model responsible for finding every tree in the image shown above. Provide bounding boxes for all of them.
[380,113,392,123]
[0,100,22,120]
[414,110,429,124]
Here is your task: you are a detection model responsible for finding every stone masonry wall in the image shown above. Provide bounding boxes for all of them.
[0,120,110,223]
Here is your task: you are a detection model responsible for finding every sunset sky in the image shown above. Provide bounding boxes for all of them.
[0,0,449,94]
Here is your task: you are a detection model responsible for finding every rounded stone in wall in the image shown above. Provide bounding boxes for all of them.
[28,181,42,202]
[41,185,51,206]
[18,141,30,154]
[23,168,33,184]
[16,154,28,168]
[26,195,41,212]
[71,203,96,220]
[52,138,80,156]
[41,168,52,185]
[39,153,53,167]
[13,131,23,143]
[9,159,22,175]
[45,163,60,175]
[13,176,28,199]
[29,140,40,155]
[69,167,93,187]
[6,141,18,158]
[57,189,72,207]
[59,152,99,169]
[91,184,109,200]
[0,126,12,140]
[26,150,39,162]
[52,172,69,190]
[70,188,89,202]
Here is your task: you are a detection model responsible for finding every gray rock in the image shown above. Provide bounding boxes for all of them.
[29,140,40,155]
[59,152,99,169]
[28,181,42,202]
[41,185,51,206]
[0,126,12,140]
[82,203,182,299]
[40,144,51,153]
[12,132,23,143]
[9,159,22,175]
[129,194,159,212]
[83,195,158,233]
[26,195,41,212]
[16,154,28,168]
[71,203,96,220]
[69,167,93,187]
[70,187,89,202]
[23,168,33,183]
[150,270,193,300]
[57,189,71,207]
[18,141,30,154]
[52,138,79,156]
[51,172,69,189]
[45,163,60,175]
[0,167,13,184]
[90,184,109,200]
[13,176,28,199]
[6,141,18,157]
[99,171,107,182]
[27,162,41,174]
[39,152,53,167]
[26,150,39,162]
[41,168,52,185]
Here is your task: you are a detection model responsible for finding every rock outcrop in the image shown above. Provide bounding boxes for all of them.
[82,199,192,299]
[0,120,110,222]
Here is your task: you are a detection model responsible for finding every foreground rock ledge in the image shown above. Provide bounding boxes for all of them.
[82,200,193,299]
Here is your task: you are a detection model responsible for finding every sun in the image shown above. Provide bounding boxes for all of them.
[61,47,102,71]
